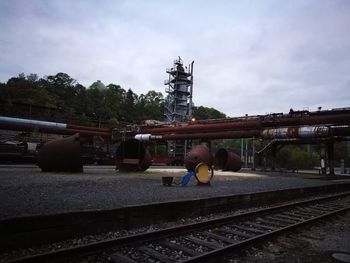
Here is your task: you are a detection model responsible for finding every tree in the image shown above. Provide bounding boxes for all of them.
[193,106,226,120]
[89,80,106,91]
[26,73,38,83]
[136,90,164,121]
[275,145,318,169]
[121,89,137,122]
[105,84,125,121]
[86,83,107,127]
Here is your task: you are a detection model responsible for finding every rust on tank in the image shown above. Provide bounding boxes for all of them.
[185,144,213,171]
[115,139,152,172]
[37,133,83,172]
[214,148,242,172]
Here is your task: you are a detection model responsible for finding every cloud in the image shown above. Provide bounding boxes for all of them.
[1,0,349,117]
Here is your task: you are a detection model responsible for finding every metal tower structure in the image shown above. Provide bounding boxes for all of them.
[164,57,194,123]
[164,57,194,160]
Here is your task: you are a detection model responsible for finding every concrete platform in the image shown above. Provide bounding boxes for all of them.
[1,165,349,220]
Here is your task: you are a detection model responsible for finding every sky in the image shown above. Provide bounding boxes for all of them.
[1,0,350,117]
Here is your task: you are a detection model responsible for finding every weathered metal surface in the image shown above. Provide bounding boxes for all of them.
[185,145,213,171]
[261,126,330,139]
[67,124,110,133]
[0,116,67,129]
[143,112,350,135]
[261,127,295,139]
[134,134,163,141]
[0,116,110,137]
[115,139,152,172]
[298,126,329,138]
[144,119,261,134]
[162,130,260,140]
[0,123,110,137]
[214,148,242,172]
[37,134,83,172]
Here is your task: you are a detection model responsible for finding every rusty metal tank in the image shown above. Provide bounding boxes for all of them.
[214,148,242,172]
[37,133,83,172]
[115,139,152,172]
[185,145,213,171]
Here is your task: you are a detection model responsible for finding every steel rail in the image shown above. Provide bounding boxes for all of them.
[183,202,350,262]
[6,192,350,263]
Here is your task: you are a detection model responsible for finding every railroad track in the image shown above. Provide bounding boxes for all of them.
[7,192,350,263]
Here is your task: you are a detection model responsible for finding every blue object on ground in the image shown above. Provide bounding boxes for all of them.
[180,171,196,186]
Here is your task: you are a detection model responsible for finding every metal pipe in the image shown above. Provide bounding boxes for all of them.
[188,60,194,119]
[252,137,255,170]
[0,116,110,133]
[0,116,67,129]
[136,125,349,141]
[245,138,248,167]
[67,124,110,132]
[144,119,261,134]
[214,148,242,172]
[143,113,350,135]
[261,126,330,139]
[130,125,350,142]
[0,123,110,137]
[161,130,260,140]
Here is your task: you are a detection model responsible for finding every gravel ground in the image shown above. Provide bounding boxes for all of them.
[226,210,350,262]
[0,165,349,219]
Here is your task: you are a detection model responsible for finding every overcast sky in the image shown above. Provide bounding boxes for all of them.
[1,0,349,117]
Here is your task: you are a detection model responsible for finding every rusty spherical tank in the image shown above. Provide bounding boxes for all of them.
[214,148,242,172]
[185,145,213,171]
[115,139,152,172]
[37,134,83,172]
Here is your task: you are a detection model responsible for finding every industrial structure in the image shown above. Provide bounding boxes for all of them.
[1,106,350,175]
[129,108,350,175]
[164,56,194,123]
[164,57,194,161]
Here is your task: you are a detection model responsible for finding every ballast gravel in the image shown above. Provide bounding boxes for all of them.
[1,192,348,262]
[1,165,348,220]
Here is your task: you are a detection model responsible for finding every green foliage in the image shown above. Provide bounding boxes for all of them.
[0,72,223,127]
[193,106,226,120]
[212,139,241,151]
[136,90,164,121]
[275,145,319,169]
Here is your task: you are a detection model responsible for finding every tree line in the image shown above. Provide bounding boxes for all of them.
[0,72,226,127]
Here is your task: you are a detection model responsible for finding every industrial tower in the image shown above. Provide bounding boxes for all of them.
[164,57,194,160]
[164,57,194,123]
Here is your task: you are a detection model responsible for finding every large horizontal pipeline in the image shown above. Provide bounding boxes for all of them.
[161,130,260,140]
[0,123,110,137]
[0,116,110,133]
[135,126,350,141]
[66,124,110,133]
[143,113,350,135]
